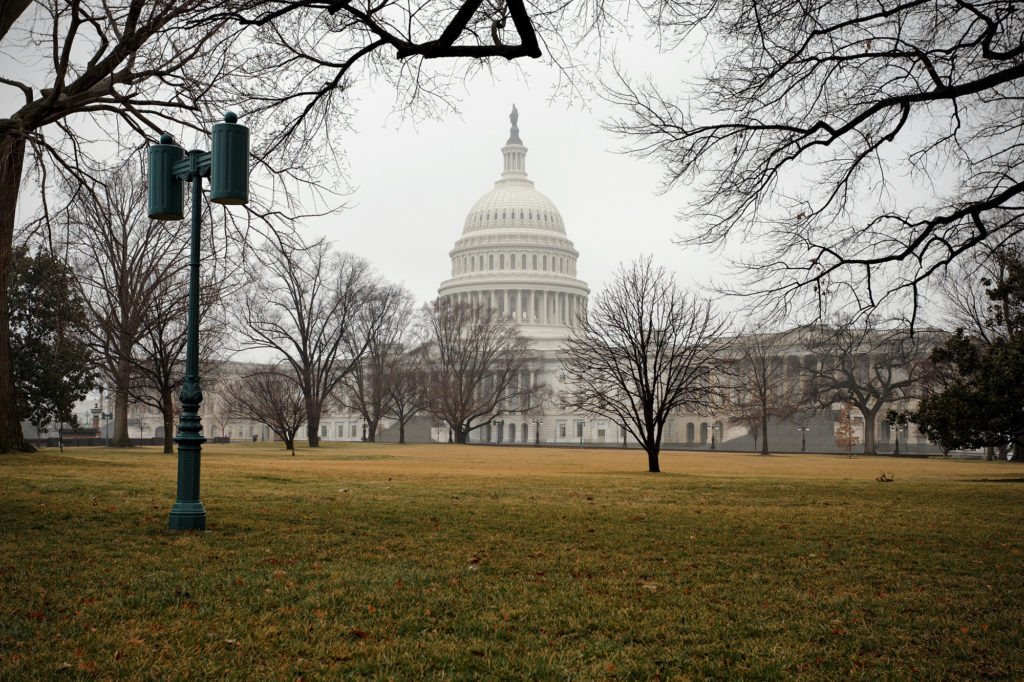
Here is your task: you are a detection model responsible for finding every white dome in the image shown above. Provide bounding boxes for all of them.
[439,106,589,344]
[463,181,565,234]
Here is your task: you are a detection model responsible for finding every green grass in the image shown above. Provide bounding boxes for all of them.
[2,443,1022,680]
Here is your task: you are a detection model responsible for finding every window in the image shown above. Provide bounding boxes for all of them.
[522,424,529,442]
[321,425,328,438]
[686,423,694,443]
[700,423,708,444]
[502,210,506,219]
[575,421,584,438]
[510,254,515,269]
[597,420,607,439]
[558,421,567,438]
[543,255,547,270]
[521,254,526,268]
[528,210,533,219]
[500,254,504,269]
[351,424,357,438]
[533,254,537,269]
[520,210,524,219]
[509,424,516,443]
[489,255,494,269]
[337,424,343,437]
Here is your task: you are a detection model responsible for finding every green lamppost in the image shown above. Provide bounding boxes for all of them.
[148,112,249,531]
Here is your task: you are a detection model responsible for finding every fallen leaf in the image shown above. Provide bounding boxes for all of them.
[350,629,368,640]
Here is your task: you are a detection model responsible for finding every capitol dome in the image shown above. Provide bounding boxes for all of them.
[439,106,590,344]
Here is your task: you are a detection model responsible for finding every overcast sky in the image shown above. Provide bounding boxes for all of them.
[298,41,730,308]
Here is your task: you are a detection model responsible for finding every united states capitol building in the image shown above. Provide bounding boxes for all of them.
[112,107,941,454]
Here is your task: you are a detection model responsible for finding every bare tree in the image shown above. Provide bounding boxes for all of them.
[425,299,539,444]
[805,318,935,455]
[0,0,589,452]
[607,0,1024,322]
[725,326,799,455]
[339,285,413,442]
[386,343,431,444]
[63,164,191,446]
[127,271,229,453]
[240,236,377,447]
[224,364,306,455]
[561,257,731,472]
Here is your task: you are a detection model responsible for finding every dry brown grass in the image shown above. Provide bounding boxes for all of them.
[2,442,1022,679]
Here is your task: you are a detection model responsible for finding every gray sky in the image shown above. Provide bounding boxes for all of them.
[1,19,730,310]
[300,47,728,308]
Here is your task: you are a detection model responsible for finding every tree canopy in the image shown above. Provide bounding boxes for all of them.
[608,0,1024,320]
[8,246,96,438]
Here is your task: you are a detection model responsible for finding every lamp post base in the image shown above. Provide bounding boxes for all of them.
[168,501,206,530]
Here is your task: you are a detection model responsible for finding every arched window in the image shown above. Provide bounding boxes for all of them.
[499,254,505,269]
[502,210,506,219]
[509,424,517,443]
[543,255,547,270]
[700,423,709,444]
[533,254,537,269]
[686,423,694,443]
[489,255,494,269]
[521,254,526,269]
[520,210,524,219]
[510,254,515,269]
[528,210,533,220]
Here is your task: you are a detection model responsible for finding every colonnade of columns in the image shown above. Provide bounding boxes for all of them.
[448,289,587,324]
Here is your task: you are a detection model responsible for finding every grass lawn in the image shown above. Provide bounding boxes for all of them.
[2,443,1023,680]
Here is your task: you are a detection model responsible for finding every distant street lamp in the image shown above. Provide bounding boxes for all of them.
[894,429,900,456]
[101,412,112,447]
[149,112,249,531]
[797,425,811,452]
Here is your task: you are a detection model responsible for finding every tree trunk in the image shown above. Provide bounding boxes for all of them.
[760,410,770,456]
[305,395,320,447]
[398,420,406,444]
[862,407,878,456]
[0,131,29,453]
[111,357,131,447]
[161,387,175,454]
[646,447,661,473]
[453,424,468,444]
[283,435,294,455]
[366,416,378,443]
[986,445,995,461]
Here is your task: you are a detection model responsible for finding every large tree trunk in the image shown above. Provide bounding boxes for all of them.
[862,407,878,456]
[161,387,175,454]
[398,419,406,444]
[0,131,30,453]
[305,394,320,447]
[111,354,132,447]
[453,424,468,444]
[366,416,378,443]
